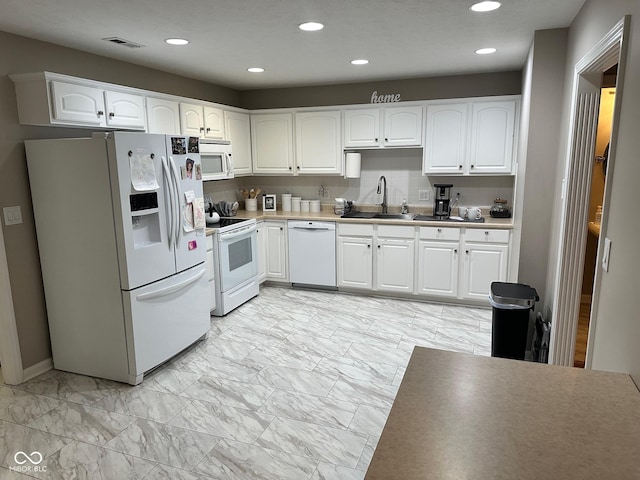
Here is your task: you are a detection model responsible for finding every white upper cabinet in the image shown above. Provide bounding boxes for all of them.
[146,97,180,134]
[344,105,423,148]
[251,113,294,175]
[50,81,106,126]
[295,110,342,174]
[469,101,516,174]
[423,98,518,175]
[424,104,468,174]
[180,103,226,139]
[225,111,252,176]
[103,90,146,129]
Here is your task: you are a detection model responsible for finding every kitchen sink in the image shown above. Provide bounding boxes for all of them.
[373,213,417,220]
[341,211,377,219]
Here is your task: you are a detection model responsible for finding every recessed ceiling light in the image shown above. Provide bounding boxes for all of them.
[470,1,501,12]
[351,59,369,65]
[165,38,189,46]
[475,47,497,55]
[247,67,265,73]
[299,22,324,31]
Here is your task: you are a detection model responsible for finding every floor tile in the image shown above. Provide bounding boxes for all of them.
[0,387,60,425]
[27,402,135,446]
[330,328,402,350]
[90,387,190,423]
[105,418,218,470]
[139,369,202,396]
[251,365,338,397]
[0,421,72,470]
[311,462,366,480]
[197,338,257,361]
[246,344,323,371]
[142,464,210,480]
[169,399,274,443]
[180,375,274,411]
[343,342,412,367]
[347,404,390,437]
[175,353,262,382]
[313,356,398,386]
[22,372,118,405]
[327,377,398,410]
[356,436,379,471]
[194,437,318,480]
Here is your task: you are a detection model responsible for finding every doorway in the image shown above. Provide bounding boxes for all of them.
[574,67,617,368]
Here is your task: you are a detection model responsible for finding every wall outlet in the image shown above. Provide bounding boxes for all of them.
[3,206,22,226]
[418,189,430,202]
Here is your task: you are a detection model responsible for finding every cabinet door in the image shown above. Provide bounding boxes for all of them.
[256,222,267,283]
[180,103,204,137]
[344,109,380,147]
[423,104,468,174]
[104,91,146,130]
[337,236,373,289]
[50,81,106,126]
[375,238,415,293]
[461,243,508,301]
[265,221,288,281]
[417,241,459,297]
[251,114,294,174]
[383,106,423,147]
[146,97,180,134]
[206,237,216,311]
[203,106,225,139]
[295,111,342,174]
[225,111,252,175]
[469,101,516,174]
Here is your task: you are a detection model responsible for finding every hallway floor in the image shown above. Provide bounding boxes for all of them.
[0,286,491,479]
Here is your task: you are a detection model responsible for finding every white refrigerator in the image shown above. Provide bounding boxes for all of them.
[25,132,210,385]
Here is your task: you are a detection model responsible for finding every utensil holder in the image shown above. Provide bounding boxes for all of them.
[245,198,257,211]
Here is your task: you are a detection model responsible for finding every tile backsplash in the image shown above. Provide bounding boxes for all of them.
[204,149,514,211]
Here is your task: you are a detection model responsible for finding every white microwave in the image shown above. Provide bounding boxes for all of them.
[200,140,233,181]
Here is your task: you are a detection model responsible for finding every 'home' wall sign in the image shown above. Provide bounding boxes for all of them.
[370,91,401,103]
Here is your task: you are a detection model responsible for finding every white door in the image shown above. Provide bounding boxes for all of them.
[424,104,468,174]
[147,98,180,134]
[203,106,225,139]
[461,243,508,300]
[383,106,423,147]
[265,221,288,280]
[123,265,209,377]
[206,236,216,311]
[109,132,175,290]
[256,221,267,282]
[337,236,373,289]
[50,81,106,126]
[376,238,415,293]
[469,101,516,174]
[417,241,459,297]
[344,109,380,147]
[251,114,294,174]
[104,90,146,129]
[225,111,252,175]
[295,111,342,174]
[180,103,204,137]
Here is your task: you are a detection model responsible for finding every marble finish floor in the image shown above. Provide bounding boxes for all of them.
[0,286,492,479]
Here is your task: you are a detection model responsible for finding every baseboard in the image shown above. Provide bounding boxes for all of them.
[581,294,592,305]
[23,357,53,382]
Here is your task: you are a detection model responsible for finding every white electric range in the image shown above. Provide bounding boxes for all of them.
[208,217,259,316]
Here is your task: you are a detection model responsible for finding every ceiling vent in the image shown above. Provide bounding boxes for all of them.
[102,37,145,49]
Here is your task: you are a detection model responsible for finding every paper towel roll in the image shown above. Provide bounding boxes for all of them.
[345,152,361,178]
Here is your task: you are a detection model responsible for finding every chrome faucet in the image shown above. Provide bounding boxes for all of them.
[377,175,388,214]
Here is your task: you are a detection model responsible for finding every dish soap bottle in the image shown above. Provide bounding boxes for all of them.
[401,199,409,214]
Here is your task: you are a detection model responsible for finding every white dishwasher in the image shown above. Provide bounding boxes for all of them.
[288,220,337,287]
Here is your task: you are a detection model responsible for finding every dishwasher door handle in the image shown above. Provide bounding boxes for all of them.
[292,226,330,231]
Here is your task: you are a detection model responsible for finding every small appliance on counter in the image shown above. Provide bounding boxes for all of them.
[334,198,354,215]
[490,197,512,218]
[434,184,453,219]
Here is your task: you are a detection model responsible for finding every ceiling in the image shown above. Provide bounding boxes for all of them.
[0,0,585,91]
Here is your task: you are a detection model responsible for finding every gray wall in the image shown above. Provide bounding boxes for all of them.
[545,0,640,383]
[0,31,239,369]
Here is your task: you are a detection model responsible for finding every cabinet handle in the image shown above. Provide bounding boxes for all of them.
[385,138,389,142]
[199,127,205,132]
[437,228,442,232]
[280,227,283,231]
[485,231,489,235]
[297,166,300,170]
[108,112,115,118]
[367,244,371,248]
[458,165,462,169]
[377,245,381,249]
[206,128,211,133]
[375,138,378,142]
[289,166,292,170]
[454,249,458,253]
[470,165,475,169]
[97,110,104,116]
[466,250,469,254]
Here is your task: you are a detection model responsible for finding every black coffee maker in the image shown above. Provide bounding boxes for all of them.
[433,184,453,219]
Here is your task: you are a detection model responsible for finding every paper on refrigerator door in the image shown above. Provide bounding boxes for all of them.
[183,204,195,232]
[129,154,159,191]
[193,197,205,230]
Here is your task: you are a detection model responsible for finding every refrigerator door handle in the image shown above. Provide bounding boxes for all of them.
[161,156,174,247]
[168,156,182,248]
[135,268,206,301]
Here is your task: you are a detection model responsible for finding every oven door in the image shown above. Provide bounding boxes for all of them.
[217,224,257,292]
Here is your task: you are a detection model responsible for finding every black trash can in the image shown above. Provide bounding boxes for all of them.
[489,282,539,360]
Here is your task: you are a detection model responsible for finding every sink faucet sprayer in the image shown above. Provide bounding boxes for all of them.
[377,175,388,214]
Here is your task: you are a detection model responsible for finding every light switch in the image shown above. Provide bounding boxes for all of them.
[602,237,612,272]
[3,206,23,226]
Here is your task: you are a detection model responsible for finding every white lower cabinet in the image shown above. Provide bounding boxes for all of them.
[256,221,267,283]
[337,224,374,289]
[460,229,510,301]
[375,225,415,293]
[264,221,288,282]
[206,235,216,312]
[417,227,460,298]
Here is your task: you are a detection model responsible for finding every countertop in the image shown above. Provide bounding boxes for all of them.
[206,209,513,234]
[365,347,640,480]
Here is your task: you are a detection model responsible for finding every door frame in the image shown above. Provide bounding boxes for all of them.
[549,16,629,366]
[0,224,24,384]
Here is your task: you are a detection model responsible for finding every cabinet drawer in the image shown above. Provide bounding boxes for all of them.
[338,223,374,237]
[377,225,415,239]
[206,234,214,250]
[464,228,510,243]
[419,226,460,241]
